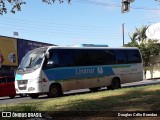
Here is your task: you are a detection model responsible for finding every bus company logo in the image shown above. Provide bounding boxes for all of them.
[76,68,95,75]
[97,67,103,74]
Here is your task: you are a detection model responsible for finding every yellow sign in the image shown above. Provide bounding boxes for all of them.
[0,37,18,66]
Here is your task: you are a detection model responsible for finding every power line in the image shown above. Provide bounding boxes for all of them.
[75,0,160,11]
[1,15,159,31]
[74,0,120,7]
[0,17,126,36]
[1,13,160,34]
[0,27,120,35]
[1,1,160,41]
[0,22,122,35]
[0,17,121,30]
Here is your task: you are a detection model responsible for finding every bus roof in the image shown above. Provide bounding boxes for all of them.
[46,46,139,50]
[71,44,109,47]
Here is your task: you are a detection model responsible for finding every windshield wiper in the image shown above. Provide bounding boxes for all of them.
[17,67,25,72]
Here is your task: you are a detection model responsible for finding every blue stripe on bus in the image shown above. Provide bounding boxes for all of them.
[43,66,115,81]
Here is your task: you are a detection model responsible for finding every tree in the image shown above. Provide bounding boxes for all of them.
[128,32,139,47]
[0,0,71,15]
[125,26,160,78]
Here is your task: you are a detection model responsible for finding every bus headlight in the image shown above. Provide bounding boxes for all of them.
[28,78,41,84]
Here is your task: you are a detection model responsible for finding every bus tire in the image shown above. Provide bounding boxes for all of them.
[48,84,62,98]
[29,94,39,99]
[107,78,121,90]
[9,95,15,99]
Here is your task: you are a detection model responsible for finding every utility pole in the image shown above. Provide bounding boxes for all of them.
[122,23,125,46]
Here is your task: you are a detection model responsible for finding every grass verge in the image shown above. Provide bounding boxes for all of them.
[0,84,160,119]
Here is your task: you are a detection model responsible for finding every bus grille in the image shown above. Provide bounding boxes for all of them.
[18,80,28,90]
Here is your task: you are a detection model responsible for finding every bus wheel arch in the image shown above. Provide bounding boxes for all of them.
[48,83,63,98]
[107,77,121,90]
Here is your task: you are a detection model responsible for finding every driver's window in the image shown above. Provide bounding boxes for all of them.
[47,53,59,66]
[43,51,59,69]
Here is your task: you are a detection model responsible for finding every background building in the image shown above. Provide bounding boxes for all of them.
[0,36,54,76]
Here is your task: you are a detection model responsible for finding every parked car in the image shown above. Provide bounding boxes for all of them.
[0,76,27,98]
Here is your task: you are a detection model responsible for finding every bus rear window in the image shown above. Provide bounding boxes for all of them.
[127,50,142,63]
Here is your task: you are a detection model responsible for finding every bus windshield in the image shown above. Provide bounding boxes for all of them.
[18,48,47,72]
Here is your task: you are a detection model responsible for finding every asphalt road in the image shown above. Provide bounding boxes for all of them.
[1,78,160,104]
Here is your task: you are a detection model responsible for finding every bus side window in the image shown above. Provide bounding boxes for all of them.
[127,50,142,63]
[43,50,59,69]
[114,50,127,64]
[58,49,74,67]
[73,50,89,66]
[47,53,59,67]
[87,50,116,65]
[103,50,116,65]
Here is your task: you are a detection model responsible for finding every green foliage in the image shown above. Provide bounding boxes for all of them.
[0,0,26,14]
[125,25,160,78]
[1,84,160,113]
[155,0,160,3]
[42,0,71,4]
[0,0,71,15]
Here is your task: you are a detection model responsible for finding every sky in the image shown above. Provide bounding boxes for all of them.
[0,0,160,47]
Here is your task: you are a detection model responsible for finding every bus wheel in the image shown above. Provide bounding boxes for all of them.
[89,87,100,92]
[108,78,121,90]
[9,95,15,99]
[48,84,62,98]
[29,94,39,99]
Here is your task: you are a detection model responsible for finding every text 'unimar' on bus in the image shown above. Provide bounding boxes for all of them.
[15,44,143,99]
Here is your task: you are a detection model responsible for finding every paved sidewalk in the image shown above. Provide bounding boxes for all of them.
[122,79,160,88]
